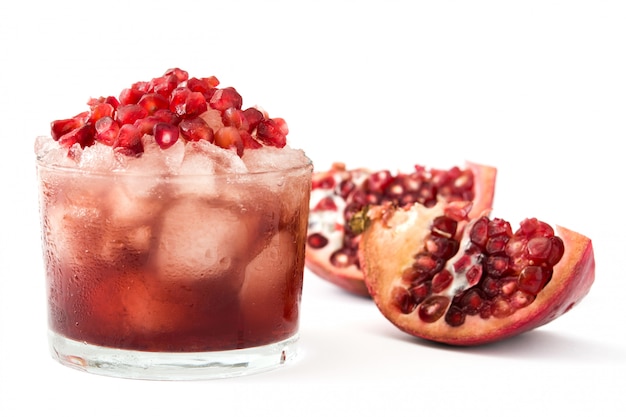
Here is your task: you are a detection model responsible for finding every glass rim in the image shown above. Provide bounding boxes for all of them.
[35,151,313,180]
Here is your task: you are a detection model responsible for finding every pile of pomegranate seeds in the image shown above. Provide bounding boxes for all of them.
[50,68,288,158]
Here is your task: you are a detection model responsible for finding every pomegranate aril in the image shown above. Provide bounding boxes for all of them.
[242,107,264,131]
[164,68,189,84]
[153,123,180,149]
[116,104,148,125]
[88,102,115,123]
[222,108,249,130]
[179,117,214,142]
[486,235,508,254]
[148,74,178,97]
[413,253,443,274]
[469,216,489,247]
[256,118,288,148]
[424,235,459,259]
[58,123,96,149]
[518,265,551,295]
[491,296,514,318]
[431,216,458,238]
[119,87,145,105]
[95,117,120,146]
[307,233,329,249]
[209,87,243,111]
[445,306,465,327]
[330,248,358,269]
[431,270,453,293]
[409,282,431,304]
[240,130,263,150]
[393,287,418,314]
[418,296,449,323]
[114,124,143,156]
[458,288,486,315]
[187,77,219,99]
[485,255,509,277]
[138,93,169,115]
[51,116,85,141]
[214,126,243,156]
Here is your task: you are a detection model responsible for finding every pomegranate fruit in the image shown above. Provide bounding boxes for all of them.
[305,161,497,296]
[50,68,286,158]
[359,201,595,345]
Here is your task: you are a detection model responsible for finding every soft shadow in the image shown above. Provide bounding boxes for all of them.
[370,322,624,364]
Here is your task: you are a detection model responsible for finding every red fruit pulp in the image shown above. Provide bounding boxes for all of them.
[305,161,497,296]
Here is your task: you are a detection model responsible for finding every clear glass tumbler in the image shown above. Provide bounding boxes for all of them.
[36,154,312,380]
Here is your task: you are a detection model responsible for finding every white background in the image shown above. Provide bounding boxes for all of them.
[1,0,624,415]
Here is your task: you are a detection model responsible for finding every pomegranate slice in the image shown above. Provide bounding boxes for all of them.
[359,201,595,345]
[305,161,497,296]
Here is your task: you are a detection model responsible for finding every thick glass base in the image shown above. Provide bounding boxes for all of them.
[48,330,299,380]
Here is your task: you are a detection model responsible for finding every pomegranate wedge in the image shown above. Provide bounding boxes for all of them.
[306,161,497,296]
[360,201,595,346]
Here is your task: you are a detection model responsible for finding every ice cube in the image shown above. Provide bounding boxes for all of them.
[151,198,259,291]
[181,140,248,175]
[241,146,310,173]
[78,142,117,171]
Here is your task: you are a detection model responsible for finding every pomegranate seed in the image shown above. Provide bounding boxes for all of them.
[314,196,338,211]
[153,123,179,149]
[491,297,514,318]
[222,108,249,130]
[187,77,219,101]
[425,235,459,259]
[509,290,535,309]
[119,87,144,105]
[488,218,512,237]
[58,123,96,149]
[88,102,115,123]
[214,126,243,156]
[431,216,458,238]
[116,104,148,125]
[409,282,431,304]
[431,270,453,293]
[95,117,120,146]
[485,255,509,277]
[307,233,329,249]
[240,130,263,151]
[179,117,214,142]
[518,265,550,295]
[465,264,483,286]
[138,93,169,115]
[413,253,443,274]
[183,91,209,119]
[459,288,485,315]
[152,109,180,125]
[134,116,161,135]
[486,235,509,254]
[148,74,178,97]
[546,236,565,265]
[445,306,465,327]
[51,116,85,141]
[393,287,418,314]
[256,118,288,148]
[418,296,449,323]
[330,248,357,269]
[209,87,243,111]
[114,124,143,155]
[242,107,264,132]
[163,68,189,84]
[470,217,489,247]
